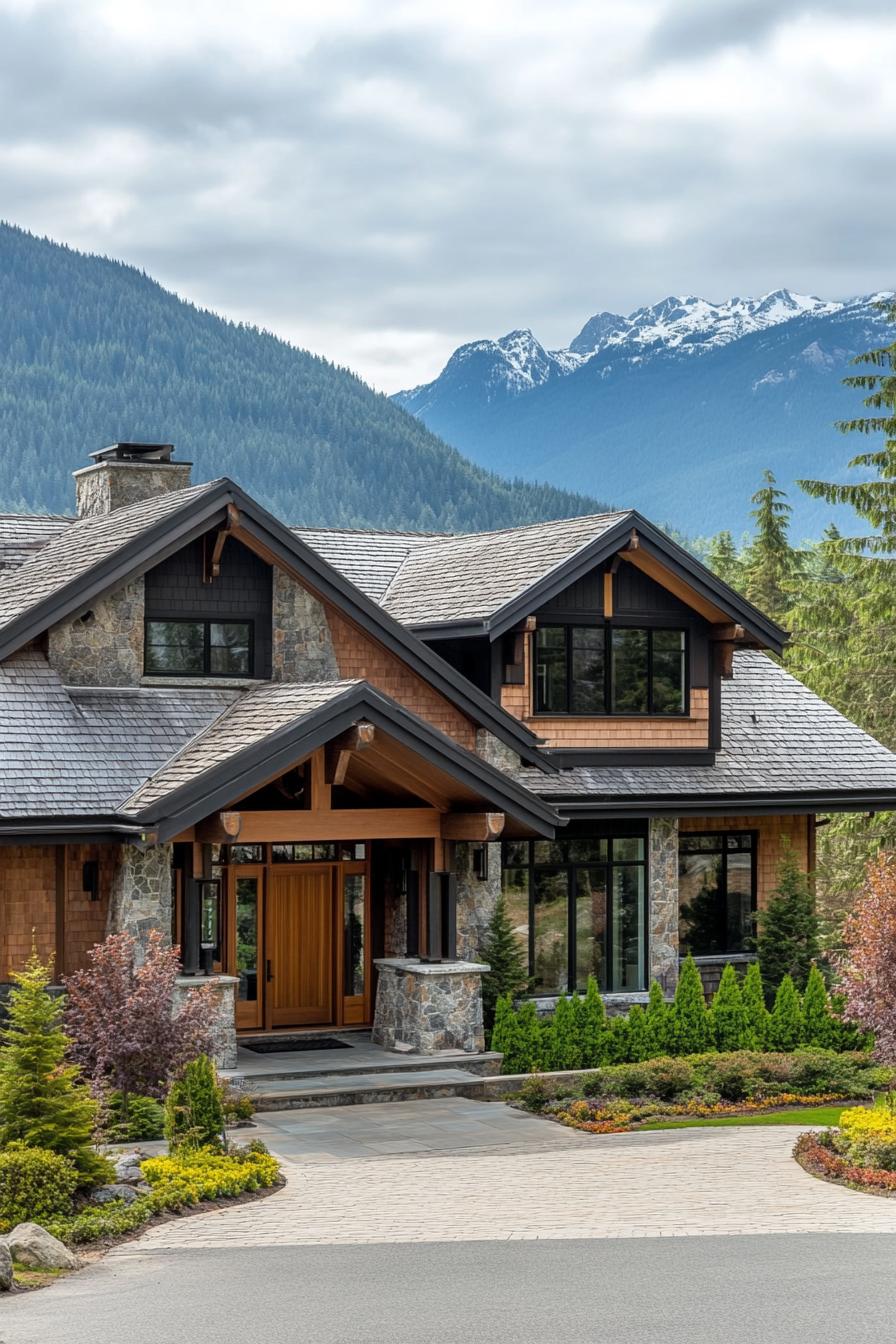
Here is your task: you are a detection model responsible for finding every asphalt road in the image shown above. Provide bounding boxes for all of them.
[3,1234,896,1344]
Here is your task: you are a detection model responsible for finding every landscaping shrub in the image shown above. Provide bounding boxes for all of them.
[0,1145,79,1233]
[578,977,610,1068]
[626,1005,652,1062]
[768,975,803,1052]
[710,964,748,1052]
[741,962,770,1050]
[801,965,834,1048]
[513,1000,543,1073]
[0,950,111,1189]
[490,994,521,1070]
[671,956,711,1056]
[48,1197,155,1245]
[480,893,529,1034]
[541,995,581,1071]
[645,981,672,1055]
[165,1055,226,1151]
[755,842,819,1000]
[830,1099,896,1171]
[103,1092,165,1143]
[221,1084,254,1125]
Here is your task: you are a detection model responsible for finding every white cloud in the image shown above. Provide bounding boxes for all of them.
[0,0,893,391]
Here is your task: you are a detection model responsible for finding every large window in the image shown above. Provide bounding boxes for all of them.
[501,832,647,994]
[679,832,756,956]
[534,625,686,715]
[145,619,253,677]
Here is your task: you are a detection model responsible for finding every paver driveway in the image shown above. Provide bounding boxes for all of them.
[109,1098,896,1254]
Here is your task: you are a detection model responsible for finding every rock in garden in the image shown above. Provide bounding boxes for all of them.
[0,1241,13,1291]
[91,1183,141,1206]
[5,1223,78,1270]
[113,1152,145,1184]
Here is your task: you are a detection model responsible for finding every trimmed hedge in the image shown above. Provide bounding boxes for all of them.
[0,1145,79,1232]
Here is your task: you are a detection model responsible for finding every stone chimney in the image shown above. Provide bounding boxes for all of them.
[74,443,193,518]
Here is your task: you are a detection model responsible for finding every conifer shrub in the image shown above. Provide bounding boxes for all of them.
[671,955,711,1055]
[577,976,610,1068]
[0,1145,80,1233]
[645,980,672,1056]
[606,1015,632,1064]
[543,994,581,1071]
[103,1092,166,1143]
[755,844,819,1001]
[767,975,803,1051]
[802,965,835,1049]
[741,961,770,1050]
[479,893,530,1034]
[625,1004,652,1061]
[490,994,522,1070]
[164,1055,225,1151]
[0,951,111,1189]
[711,963,748,1051]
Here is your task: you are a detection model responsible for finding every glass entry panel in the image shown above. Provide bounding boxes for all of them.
[234,869,262,1031]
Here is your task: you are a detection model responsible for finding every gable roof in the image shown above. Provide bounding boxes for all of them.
[123,678,561,841]
[0,482,550,769]
[297,511,786,652]
[0,513,73,572]
[518,650,896,814]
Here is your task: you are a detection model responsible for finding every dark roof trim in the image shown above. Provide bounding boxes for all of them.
[412,621,490,641]
[0,818,147,844]
[485,512,787,653]
[132,682,561,842]
[550,790,896,818]
[543,748,716,768]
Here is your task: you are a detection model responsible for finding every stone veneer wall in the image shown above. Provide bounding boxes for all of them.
[271,570,339,683]
[372,959,486,1054]
[454,841,501,962]
[74,461,193,518]
[107,843,173,958]
[47,579,144,686]
[172,974,238,1070]
[649,816,679,994]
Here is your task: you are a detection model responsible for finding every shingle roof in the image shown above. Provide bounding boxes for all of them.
[0,482,223,628]
[520,651,896,803]
[297,512,629,626]
[0,650,235,818]
[124,680,361,812]
[0,513,74,572]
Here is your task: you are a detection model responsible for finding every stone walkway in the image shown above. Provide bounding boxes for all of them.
[106,1098,896,1252]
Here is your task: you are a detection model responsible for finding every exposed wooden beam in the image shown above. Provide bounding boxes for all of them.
[325,722,376,786]
[204,503,241,582]
[195,811,243,844]
[710,622,746,642]
[440,813,505,842]
[237,808,441,842]
[358,744,453,810]
[310,748,331,811]
[603,570,614,619]
[717,642,735,680]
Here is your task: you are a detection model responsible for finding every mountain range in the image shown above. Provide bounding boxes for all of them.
[395,290,892,537]
[0,222,607,529]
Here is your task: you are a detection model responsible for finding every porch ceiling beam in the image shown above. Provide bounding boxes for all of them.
[237,807,441,842]
[195,811,243,844]
[325,722,376,787]
[440,812,505,841]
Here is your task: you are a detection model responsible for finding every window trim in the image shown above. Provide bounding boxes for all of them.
[144,616,255,679]
[678,829,759,957]
[532,621,690,718]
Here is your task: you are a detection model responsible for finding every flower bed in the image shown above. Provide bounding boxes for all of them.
[794,1131,896,1195]
[794,1097,896,1196]
[551,1093,850,1134]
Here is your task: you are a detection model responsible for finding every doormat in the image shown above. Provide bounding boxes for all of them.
[240,1036,353,1054]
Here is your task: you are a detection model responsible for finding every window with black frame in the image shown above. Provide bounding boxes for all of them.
[501,834,647,995]
[533,624,686,715]
[678,832,756,956]
[145,619,253,677]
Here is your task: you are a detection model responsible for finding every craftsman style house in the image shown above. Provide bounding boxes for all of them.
[2,443,895,1063]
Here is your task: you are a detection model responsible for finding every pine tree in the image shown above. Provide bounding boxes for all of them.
[0,950,111,1188]
[577,975,610,1068]
[710,963,748,1051]
[755,843,819,1001]
[626,1004,652,1061]
[741,961,769,1051]
[490,994,522,1072]
[645,980,672,1057]
[479,892,530,1034]
[705,530,745,590]
[767,974,803,1052]
[801,964,834,1049]
[670,955,711,1056]
[741,470,796,622]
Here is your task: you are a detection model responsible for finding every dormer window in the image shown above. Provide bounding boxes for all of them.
[534,624,687,716]
[145,619,254,677]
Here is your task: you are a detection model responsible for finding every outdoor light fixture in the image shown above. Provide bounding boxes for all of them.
[472,844,489,881]
[197,877,222,975]
[82,860,100,901]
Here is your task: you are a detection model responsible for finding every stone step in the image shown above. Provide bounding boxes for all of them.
[247,1068,490,1110]
[233,1051,502,1085]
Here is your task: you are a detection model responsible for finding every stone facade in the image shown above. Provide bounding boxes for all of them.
[474,729,521,775]
[48,579,144,686]
[372,958,487,1054]
[649,816,679,993]
[107,843,173,957]
[454,840,501,962]
[74,461,192,518]
[172,974,239,1070]
[271,570,340,683]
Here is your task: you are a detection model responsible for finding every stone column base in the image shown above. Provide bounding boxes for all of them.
[372,958,488,1055]
[172,974,239,1071]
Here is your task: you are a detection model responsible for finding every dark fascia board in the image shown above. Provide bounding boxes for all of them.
[411,620,489,641]
[543,748,716,768]
[224,486,554,772]
[485,511,787,654]
[132,681,562,842]
[0,817,147,844]
[550,789,896,818]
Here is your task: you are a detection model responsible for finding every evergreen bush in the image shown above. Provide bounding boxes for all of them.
[711,963,748,1051]
[513,1001,543,1073]
[0,1145,80,1233]
[741,961,769,1050]
[671,956,711,1055]
[755,844,819,1001]
[543,995,581,1071]
[490,994,521,1069]
[606,1016,632,1064]
[625,1005,652,1061]
[802,965,835,1048]
[767,975,804,1051]
[479,893,530,1034]
[164,1055,226,1151]
[645,981,672,1056]
[577,976,610,1068]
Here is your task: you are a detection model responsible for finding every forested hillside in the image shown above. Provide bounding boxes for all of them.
[0,223,607,527]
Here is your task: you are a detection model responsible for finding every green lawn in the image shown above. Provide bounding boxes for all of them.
[637,1105,856,1132]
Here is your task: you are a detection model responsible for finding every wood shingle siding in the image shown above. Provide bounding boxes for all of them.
[0,846,56,971]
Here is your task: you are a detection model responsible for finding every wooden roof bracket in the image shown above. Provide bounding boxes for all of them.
[325,722,376,787]
[204,503,241,583]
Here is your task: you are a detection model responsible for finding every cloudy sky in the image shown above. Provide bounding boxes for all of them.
[1,0,894,391]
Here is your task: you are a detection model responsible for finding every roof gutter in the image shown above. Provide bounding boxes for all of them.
[552,791,896,818]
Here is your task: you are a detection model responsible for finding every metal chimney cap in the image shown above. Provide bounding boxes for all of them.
[88,443,185,465]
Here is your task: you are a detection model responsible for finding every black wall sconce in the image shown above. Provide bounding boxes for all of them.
[472,844,489,882]
[82,860,100,901]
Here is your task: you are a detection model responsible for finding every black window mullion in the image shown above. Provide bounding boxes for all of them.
[203,621,211,676]
[647,629,654,714]
[566,626,573,715]
[567,865,577,993]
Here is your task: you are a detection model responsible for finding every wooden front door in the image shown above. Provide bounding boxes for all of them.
[268,866,334,1027]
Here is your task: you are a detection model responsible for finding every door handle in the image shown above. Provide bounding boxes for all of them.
[266,959,273,983]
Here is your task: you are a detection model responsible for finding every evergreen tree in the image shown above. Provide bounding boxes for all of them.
[513,1001,544,1074]
[626,1004,652,1061]
[670,955,711,1056]
[490,994,521,1071]
[741,961,770,1051]
[741,470,796,622]
[755,844,819,1001]
[705,530,745,591]
[164,1054,225,1151]
[480,892,529,1034]
[0,951,111,1188]
[577,975,610,1068]
[801,964,834,1049]
[710,963,748,1051]
[606,1015,632,1064]
[544,995,581,1071]
[767,975,803,1052]
[645,980,672,1057]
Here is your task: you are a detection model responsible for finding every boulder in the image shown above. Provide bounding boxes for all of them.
[6,1223,78,1270]
[91,1182,141,1206]
[113,1152,145,1185]
[0,1241,13,1291]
